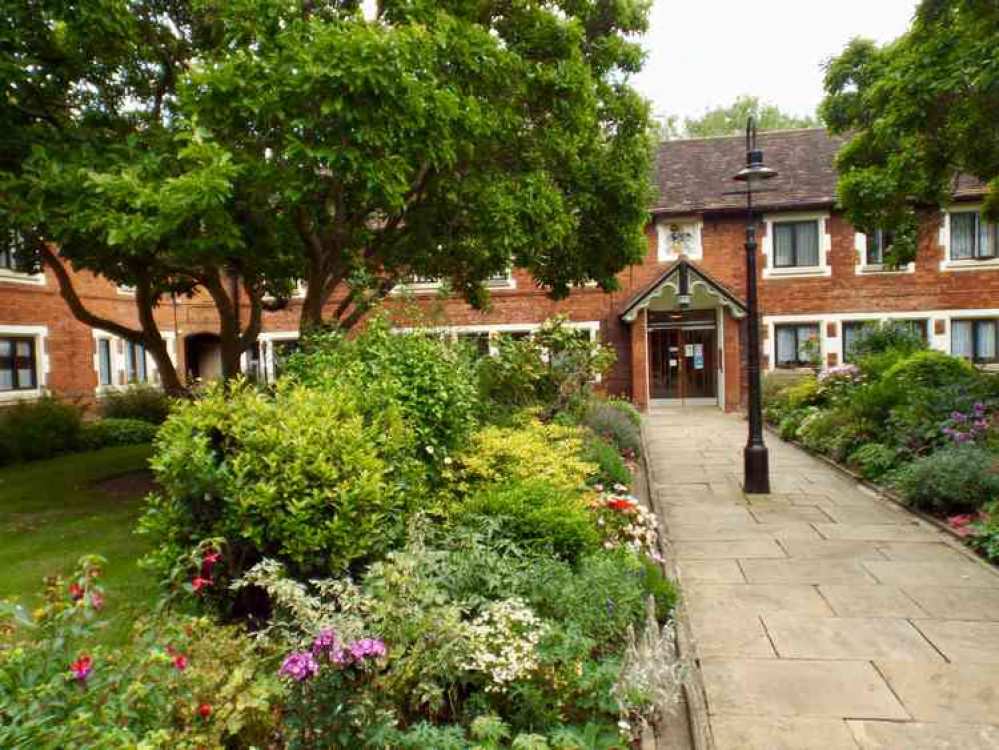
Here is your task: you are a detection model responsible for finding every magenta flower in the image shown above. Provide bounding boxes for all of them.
[347,638,387,662]
[311,628,340,657]
[279,651,319,682]
[69,653,93,683]
[88,591,104,611]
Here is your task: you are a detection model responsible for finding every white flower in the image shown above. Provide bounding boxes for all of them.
[425,445,435,455]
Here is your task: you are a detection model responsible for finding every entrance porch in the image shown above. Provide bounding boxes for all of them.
[621,260,746,412]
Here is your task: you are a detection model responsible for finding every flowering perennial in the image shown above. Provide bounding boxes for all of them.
[69,653,92,683]
[463,598,545,693]
[942,403,994,445]
[593,492,662,560]
[279,651,320,682]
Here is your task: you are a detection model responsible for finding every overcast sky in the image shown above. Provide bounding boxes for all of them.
[630,0,920,124]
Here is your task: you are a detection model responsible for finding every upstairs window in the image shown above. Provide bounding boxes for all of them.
[98,339,113,386]
[774,324,820,368]
[865,230,893,266]
[125,342,148,383]
[950,212,998,261]
[0,337,37,391]
[952,319,998,364]
[773,221,820,268]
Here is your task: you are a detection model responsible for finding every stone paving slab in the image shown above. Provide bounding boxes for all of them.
[848,720,999,749]
[643,407,999,748]
[874,661,999,724]
[763,614,944,661]
[711,716,860,750]
[701,658,910,719]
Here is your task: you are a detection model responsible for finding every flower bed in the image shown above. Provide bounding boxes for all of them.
[765,322,999,564]
[1,317,683,747]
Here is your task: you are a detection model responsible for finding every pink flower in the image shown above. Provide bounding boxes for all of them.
[88,591,104,611]
[593,484,604,493]
[347,638,387,662]
[69,654,92,683]
[279,651,319,682]
[191,577,213,595]
[172,654,189,671]
[311,628,340,657]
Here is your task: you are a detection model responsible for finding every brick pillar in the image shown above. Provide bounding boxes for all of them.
[724,309,742,412]
[630,308,650,411]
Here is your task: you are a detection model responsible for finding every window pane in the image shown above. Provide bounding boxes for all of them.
[0,340,11,391]
[952,320,974,359]
[13,340,34,389]
[865,233,883,265]
[977,321,997,361]
[795,222,820,266]
[980,221,997,259]
[99,340,112,386]
[774,225,795,267]
[796,325,819,362]
[951,213,977,259]
[776,327,796,365]
[137,344,147,382]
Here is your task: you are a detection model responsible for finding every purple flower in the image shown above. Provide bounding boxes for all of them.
[279,651,319,682]
[311,628,340,657]
[347,638,387,662]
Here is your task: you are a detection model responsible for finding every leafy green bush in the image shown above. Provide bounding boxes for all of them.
[139,380,421,612]
[797,408,866,462]
[0,397,82,465]
[78,418,159,450]
[848,443,897,480]
[579,399,642,458]
[0,556,282,748]
[850,321,928,361]
[883,350,978,392]
[452,419,596,495]
[892,444,999,514]
[284,317,480,464]
[580,434,632,487]
[454,481,600,562]
[101,384,172,424]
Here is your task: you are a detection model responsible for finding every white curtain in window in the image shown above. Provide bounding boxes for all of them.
[980,221,996,258]
[15,341,33,387]
[795,223,820,266]
[952,320,974,359]
[796,325,819,362]
[774,225,795,267]
[776,326,796,364]
[977,321,997,361]
[951,213,976,259]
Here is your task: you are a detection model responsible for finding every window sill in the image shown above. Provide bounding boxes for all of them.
[940,258,999,272]
[0,270,46,286]
[855,263,915,275]
[764,266,830,279]
[0,388,46,403]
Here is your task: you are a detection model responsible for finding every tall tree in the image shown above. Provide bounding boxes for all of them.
[820,0,999,264]
[672,95,819,139]
[186,0,656,332]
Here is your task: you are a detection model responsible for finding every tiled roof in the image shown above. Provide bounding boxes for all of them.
[620,259,746,322]
[652,128,986,215]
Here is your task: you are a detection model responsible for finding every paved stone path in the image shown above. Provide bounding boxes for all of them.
[645,408,999,750]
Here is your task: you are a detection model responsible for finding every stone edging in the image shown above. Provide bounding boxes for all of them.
[637,423,714,750]
[763,424,999,577]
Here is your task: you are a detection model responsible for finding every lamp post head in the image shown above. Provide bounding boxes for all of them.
[732,117,777,192]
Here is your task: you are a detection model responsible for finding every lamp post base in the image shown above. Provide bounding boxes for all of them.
[744,443,771,495]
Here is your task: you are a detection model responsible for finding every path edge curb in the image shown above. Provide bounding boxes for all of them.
[638,420,714,750]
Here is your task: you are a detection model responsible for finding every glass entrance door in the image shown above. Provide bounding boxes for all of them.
[648,313,718,402]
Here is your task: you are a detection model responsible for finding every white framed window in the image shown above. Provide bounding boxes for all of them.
[774,323,821,368]
[762,213,831,278]
[97,338,113,386]
[0,325,48,401]
[939,207,999,272]
[854,229,915,275]
[125,341,149,383]
[0,230,45,286]
[257,331,301,383]
[656,218,703,262]
[394,270,516,295]
[952,319,999,364]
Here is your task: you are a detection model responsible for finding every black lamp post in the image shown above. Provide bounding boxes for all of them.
[733,117,776,494]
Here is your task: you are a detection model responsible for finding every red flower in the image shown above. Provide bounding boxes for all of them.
[69,653,93,683]
[606,498,633,511]
[197,703,212,719]
[69,582,85,601]
[172,654,189,671]
[191,577,213,594]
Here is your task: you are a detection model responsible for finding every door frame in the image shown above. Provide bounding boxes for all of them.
[647,307,724,408]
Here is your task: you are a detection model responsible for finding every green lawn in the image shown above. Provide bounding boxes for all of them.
[0,445,158,644]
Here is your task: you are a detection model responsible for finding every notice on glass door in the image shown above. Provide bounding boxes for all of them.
[693,344,704,370]
[684,344,694,356]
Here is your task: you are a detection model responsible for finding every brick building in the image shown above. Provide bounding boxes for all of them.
[3,129,997,411]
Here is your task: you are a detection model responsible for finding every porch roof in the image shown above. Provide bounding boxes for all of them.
[620,259,747,323]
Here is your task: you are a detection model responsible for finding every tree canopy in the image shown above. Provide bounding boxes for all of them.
[820,0,999,264]
[661,95,819,140]
[2,0,657,379]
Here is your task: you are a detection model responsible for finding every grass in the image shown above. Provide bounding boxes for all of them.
[0,445,158,645]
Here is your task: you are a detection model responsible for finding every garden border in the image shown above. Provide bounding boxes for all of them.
[764,425,999,576]
[637,425,712,750]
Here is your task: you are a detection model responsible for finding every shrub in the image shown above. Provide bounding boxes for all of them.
[966,503,999,564]
[883,350,978,392]
[101,384,172,424]
[284,316,480,464]
[0,397,82,465]
[797,408,866,462]
[892,444,999,515]
[139,380,421,612]
[452,419,596,495]
[580,434,632,487]
[579,399,642,458]
[848,443,897,480]
[0,556,283,748]
[850,321,928,361]
[78,418,159,450]
[454,481,600,562]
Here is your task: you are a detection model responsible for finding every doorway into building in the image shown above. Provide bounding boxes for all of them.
[648,310,717,402]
